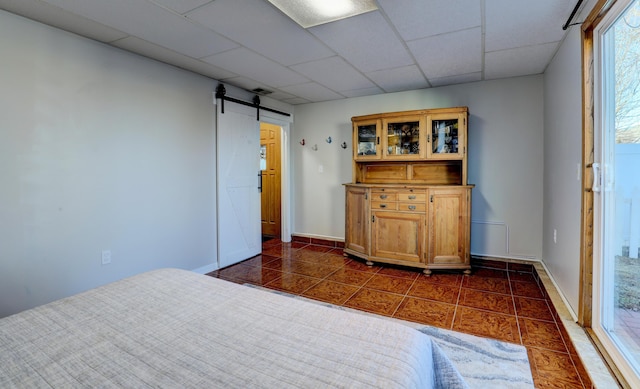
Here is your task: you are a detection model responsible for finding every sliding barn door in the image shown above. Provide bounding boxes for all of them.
[217,102,261,268]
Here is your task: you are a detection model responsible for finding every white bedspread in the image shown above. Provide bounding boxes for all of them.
[0,268,467,388]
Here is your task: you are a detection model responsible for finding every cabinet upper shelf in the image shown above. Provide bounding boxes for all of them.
[351,107,469,186]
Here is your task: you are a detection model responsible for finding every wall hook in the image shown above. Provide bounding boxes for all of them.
[311,144,318,151]
[300,139,305,146]
[326,136,332,144]
[341,141,347,149]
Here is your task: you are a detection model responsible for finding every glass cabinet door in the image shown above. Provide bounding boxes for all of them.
[428,114,465,159]
[383,116,426,159]
[354,120,381,160]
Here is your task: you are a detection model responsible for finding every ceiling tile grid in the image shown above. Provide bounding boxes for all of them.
[377,0,482,42]
[408,27,483,81]
[187,0,335,66]
[0,0,579,104]
[309,11,414,73]
[366,65,429,93]
[290,56,376,92]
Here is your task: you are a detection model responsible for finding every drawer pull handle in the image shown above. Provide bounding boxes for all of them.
[408,205,416,210]
[380,204,387,208]
[380,194,388,199]
[408,195,416,200]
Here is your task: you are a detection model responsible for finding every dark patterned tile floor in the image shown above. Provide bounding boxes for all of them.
[207,239,593,389]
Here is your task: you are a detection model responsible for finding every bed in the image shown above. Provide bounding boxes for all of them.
[0,268,467,388]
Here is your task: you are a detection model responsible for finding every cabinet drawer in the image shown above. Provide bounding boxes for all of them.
[371,192,398,201]
[398,192,426,202]
[398,202,426,212]
[372,201,398,210]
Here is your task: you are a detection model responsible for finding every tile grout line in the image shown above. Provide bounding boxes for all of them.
[389,274,420,318]
[236,243,590,387]
[508,271,525,346]
[449,276,465,330]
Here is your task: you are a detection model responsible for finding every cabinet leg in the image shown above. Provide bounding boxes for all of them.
[423,269,432,276]
[463,268,472,276]
[365,260,374,267]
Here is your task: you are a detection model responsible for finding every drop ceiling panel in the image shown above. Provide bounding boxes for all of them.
[279,82,344,102]
[377,0,481,41]
[112,36,237,80]
[485,43,558,80]
[0,0,128,43]
[429,72,482,87]
[340,86,384,98]
[149,0,212,15]
[485,0,575,52]
[408,27,482,80]
[309,11,413,73]
[1,0,578,104]
[261,90,297,102]
[366,65,429,92]
[202,48,309,88]
[282,97,310,105]
[187,0,334,66]
[290,57,375,92]
[43,0,238,58]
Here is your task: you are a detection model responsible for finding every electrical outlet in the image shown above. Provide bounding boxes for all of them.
[101,250,111,265]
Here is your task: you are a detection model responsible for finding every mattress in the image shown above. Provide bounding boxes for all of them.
[0,268,467,388]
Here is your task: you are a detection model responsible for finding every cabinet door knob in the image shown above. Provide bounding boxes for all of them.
[408,205,416,210]
[380,194,387,199]
[380,204,387,208]
[408,195,416,200]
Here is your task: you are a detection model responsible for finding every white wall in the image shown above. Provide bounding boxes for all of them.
[0,10,220,317]
[542,24,586,314]
[292,76,545,261]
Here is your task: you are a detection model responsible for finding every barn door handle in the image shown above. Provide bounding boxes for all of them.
[258,171,263,193]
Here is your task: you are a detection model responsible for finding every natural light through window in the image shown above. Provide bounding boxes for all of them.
[595,0,640,386]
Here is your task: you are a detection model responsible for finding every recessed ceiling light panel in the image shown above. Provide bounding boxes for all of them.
[267,0,378,28]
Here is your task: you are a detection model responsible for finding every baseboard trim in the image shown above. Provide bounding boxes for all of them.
[291,234,344,249]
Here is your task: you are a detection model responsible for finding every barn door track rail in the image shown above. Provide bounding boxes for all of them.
[215,84,290,120]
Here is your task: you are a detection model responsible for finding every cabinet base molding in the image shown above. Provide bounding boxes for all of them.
[343,248,472,276]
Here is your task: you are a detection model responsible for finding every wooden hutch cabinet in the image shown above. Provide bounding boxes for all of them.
[345,107,472,275]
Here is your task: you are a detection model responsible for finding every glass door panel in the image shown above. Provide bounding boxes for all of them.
[383,116,425,159]
[595,0,640,385]
[354,120,381,160]
[428,114,465,159]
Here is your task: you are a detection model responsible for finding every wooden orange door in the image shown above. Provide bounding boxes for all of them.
[260,123,281,238]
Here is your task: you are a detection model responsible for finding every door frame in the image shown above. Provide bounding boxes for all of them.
[256,111,293,243]
[581,1,640,387]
